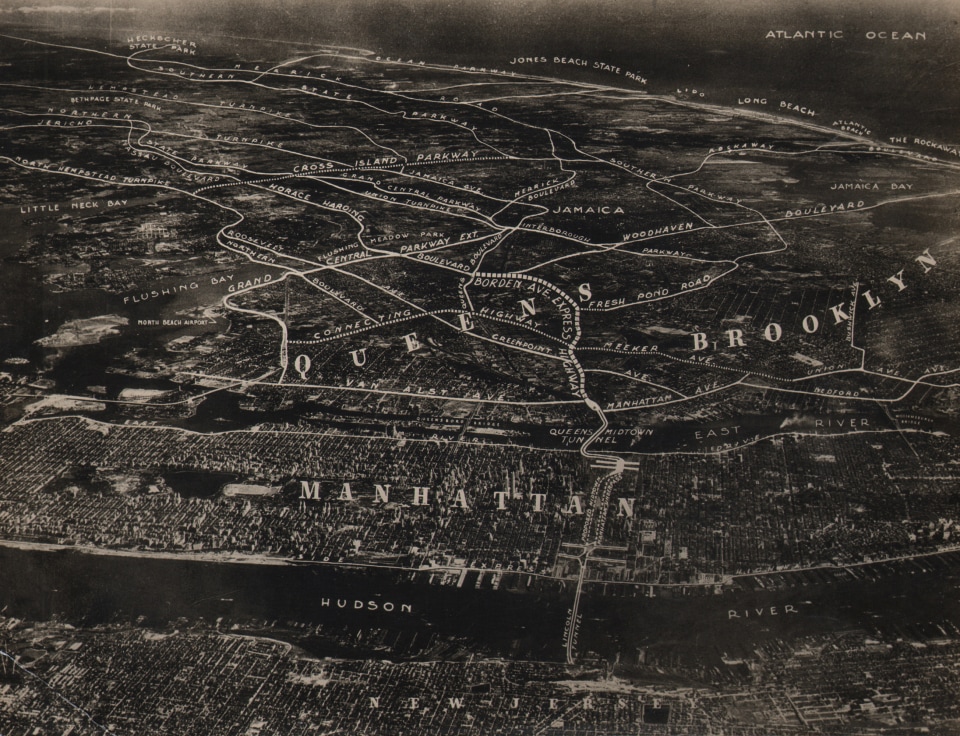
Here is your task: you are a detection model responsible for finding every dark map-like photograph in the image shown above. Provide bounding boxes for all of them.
[0,0,959,733]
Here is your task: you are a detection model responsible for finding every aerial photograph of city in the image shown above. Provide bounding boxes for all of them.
[0,0,959,733]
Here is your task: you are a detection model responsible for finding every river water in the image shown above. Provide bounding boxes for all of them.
[2,544,958,669]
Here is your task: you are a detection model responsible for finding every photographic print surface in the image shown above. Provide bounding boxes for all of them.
[0,1,959,734]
